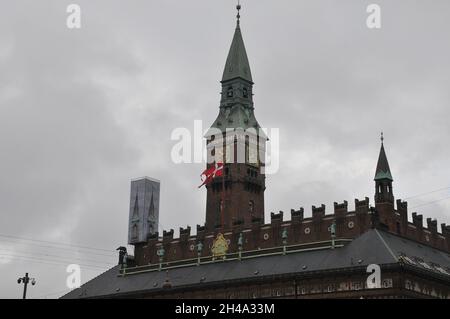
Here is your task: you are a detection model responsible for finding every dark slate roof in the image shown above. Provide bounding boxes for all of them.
[61,229,450,299]
[376,231,450,273]
[374,143,393,181]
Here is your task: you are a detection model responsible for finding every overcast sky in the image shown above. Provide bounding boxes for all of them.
[1,0,449,298]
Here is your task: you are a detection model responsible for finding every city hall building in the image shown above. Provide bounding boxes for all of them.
[62,6,450,299]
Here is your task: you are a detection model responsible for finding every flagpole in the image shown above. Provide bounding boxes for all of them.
[221,162,225,231]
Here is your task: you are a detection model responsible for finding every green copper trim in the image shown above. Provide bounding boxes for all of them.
[374,170,393,181]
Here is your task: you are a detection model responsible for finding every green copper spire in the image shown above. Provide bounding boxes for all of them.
[221,3,253,83]
[374,132,393,181]
[205,3,266,139]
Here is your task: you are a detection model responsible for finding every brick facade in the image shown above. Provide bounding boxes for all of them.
[133,198,450,266]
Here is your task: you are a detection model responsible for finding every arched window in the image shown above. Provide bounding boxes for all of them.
[249,200,254,213]
[245,136,249,163]
[227,87,233,97]
[132,224,138,239]
[243,87,248,98]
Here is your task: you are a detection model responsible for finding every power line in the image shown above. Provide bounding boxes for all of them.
[403,186,450,200]
[0,233,116,253]
[0,237,117,258]
[0,233,117,254]
[0,252,112,267]
[0,253,112,270]
[0,250,114,266]
[0,256,110,271]
[409,195,450,209]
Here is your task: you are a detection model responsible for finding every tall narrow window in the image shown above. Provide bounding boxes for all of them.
[132,195,139,219]
[243,87,248,98]
[245,136,249,164]
[249,200,254,213]
[132,224,138,239]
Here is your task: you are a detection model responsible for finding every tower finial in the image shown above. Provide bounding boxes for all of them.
[380,131,384,144]
[236,1,241,26]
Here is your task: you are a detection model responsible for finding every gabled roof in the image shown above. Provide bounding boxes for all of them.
[60,229,450,299]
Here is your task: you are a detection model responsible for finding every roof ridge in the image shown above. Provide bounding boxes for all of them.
[374,229,399,262]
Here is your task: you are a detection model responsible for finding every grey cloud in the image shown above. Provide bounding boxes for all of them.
[0,0,449,298]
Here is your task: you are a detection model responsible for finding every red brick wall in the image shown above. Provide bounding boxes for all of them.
[134,198,449,266]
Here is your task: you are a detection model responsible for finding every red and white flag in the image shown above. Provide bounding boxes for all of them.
[198,162,224,188]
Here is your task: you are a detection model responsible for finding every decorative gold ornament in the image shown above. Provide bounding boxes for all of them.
[211,233,229,257]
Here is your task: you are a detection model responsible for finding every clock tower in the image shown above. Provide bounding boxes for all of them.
[204,5,267,231]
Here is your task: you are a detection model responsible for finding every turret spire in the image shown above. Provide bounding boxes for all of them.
[374,133,394,205]
[374,133,393,181]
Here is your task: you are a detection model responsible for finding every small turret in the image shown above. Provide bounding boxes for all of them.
[374,133,394,204]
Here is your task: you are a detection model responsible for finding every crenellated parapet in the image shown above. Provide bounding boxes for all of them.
[270,211,284,223]
[179,226,191,241]
[442,224,450,249]
[412,212,424,229]
[132,197,450,267]
[162,229,174,242]
[312,204,326,220]
[334,201,348,216]
[355,197,370,212]
[442,223,450,236]
[427,218,438,233]
[397,199,408,210]
[290,208,304,223]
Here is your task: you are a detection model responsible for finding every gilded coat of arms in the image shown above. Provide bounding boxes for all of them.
[211,233,229,257]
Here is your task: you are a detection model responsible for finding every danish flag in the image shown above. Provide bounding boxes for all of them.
[198,162,224,188]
